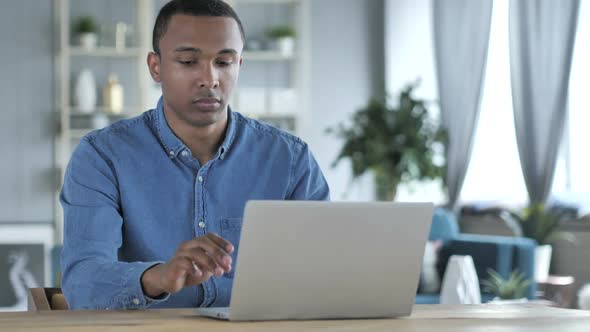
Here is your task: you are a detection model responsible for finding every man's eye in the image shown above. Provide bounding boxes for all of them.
[216,60,232,67]
[178,60,196,65]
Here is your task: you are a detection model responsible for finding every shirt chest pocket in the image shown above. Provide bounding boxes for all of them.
[220,217,243,278]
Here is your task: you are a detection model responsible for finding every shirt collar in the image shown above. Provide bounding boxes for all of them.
[154,96,238,160]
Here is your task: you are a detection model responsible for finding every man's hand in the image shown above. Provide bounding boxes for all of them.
[141,233,234,298]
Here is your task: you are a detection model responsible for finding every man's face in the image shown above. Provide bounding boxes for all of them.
[148,15,243,127]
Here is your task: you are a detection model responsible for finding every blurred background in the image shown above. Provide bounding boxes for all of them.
[1,0,589,311]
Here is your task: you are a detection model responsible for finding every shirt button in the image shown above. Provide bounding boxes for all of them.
[198,221,206,228]
[132,298,140,305]
[198,175,203,183]
[168,150,174,157]
[181,150,189,157]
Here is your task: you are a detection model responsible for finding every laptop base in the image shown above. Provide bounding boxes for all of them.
[196,307,230,320]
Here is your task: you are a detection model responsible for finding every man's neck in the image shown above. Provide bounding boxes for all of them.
[163,107,228,165]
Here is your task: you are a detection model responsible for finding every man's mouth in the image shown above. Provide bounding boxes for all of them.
[193,98,221,111]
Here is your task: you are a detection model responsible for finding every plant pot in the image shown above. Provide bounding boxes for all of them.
[79,33,97,50]
[534,244,553,282]
[488,297,528,304]
[374,170,397,201]
[276,37,294,57]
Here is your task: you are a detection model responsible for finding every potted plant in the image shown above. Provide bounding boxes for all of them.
[266,25,296,56]
[74,16,99,50]
[327,82,448,201]
[504,203,576,281]
[482,268,531,301]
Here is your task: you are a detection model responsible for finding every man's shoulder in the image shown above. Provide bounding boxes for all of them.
[234,111,306,149]
[83,109,155,146]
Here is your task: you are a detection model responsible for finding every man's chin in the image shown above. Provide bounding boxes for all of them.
[186,108,226,128]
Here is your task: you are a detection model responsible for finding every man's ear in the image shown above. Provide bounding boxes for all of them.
[147,52,161,83]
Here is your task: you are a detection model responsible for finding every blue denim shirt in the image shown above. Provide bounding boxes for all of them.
[60,98,330,309]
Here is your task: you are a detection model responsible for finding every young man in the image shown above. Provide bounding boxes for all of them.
[60,0,329,310]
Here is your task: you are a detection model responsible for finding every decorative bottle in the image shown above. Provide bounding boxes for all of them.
[103,74,123,114]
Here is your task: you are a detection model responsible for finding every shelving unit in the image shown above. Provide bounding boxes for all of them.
[229,0,310,135]
[53,0,154,243]
[52,0,310,244]
[68,47,143,57]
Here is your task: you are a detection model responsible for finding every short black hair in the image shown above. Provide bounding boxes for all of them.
[152,0,245,55]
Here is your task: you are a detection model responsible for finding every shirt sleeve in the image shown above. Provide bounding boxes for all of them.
[60,138,170,309]
[286,142,331,201]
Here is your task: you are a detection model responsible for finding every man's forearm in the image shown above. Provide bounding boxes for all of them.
[62,258,167,309]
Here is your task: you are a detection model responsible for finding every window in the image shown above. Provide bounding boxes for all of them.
[386,0,588,206]
[460,0,527,205]
[553,0,590,201]
[460,0,589,207]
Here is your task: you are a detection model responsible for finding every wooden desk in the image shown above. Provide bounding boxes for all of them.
[1,304,589,332]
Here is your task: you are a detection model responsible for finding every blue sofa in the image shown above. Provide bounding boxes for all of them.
[415,208,537,304]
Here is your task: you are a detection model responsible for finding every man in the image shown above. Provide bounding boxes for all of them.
[60,0,329,310]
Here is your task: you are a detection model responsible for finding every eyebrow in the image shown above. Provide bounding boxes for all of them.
[173,46,201,53]
[173,46,238,56]
[218,48,239,56]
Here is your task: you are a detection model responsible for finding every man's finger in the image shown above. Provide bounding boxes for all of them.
[206,233,234,253]
[178,236,233,265]
[167,257,194,292]
[195,238,233,271]
[185,270,213,286]
[180,247,224,276]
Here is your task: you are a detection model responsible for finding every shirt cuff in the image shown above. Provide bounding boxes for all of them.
[120,261,170,309]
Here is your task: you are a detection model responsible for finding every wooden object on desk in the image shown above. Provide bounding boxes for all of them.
[27,288,69,311]
[2,304,590,332]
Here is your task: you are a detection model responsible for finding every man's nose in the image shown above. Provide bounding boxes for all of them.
[199,65,219,89]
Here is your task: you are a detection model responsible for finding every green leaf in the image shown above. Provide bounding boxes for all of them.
[482,268,531,300]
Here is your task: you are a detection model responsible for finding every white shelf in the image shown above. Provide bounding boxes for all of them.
[69,129,94,139]
[248,112,297,118]
[68,47,143,57]
[68,107,141,117]
[243,50,294,61]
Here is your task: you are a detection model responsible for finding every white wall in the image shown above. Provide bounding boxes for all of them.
[383,0,446,203]
[305,0,385,201]
[385,0,437,99]
[0,0,55,223]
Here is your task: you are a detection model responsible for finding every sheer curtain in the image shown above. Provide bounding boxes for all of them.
[432,0,493,208]
[552,0,590,210]
[509,0,580,204]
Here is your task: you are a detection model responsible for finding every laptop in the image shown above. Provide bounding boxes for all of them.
[196,200,434,321]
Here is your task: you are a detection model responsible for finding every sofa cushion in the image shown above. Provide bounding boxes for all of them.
[429,208,460,241]
[415,294,440,304]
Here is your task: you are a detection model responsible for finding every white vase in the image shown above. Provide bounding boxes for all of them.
[578,284,590,310]
[440,255,482,304]
[535,244,553,282]
[74,69,97,113]
[79,33,97,50]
